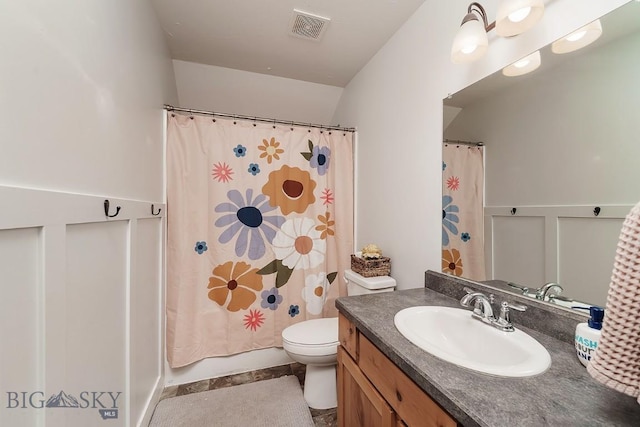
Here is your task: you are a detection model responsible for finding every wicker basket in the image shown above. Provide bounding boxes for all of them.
[350,254,391,277]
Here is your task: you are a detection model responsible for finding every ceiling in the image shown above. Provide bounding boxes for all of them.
[150,0,426,87]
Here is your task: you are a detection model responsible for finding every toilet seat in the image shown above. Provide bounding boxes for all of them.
[282,318,339,356]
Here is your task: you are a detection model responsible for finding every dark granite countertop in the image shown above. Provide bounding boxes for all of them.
[335,273,640,427]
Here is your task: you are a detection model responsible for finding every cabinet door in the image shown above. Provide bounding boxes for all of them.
[337,346,395,427]
[359,335,457,427]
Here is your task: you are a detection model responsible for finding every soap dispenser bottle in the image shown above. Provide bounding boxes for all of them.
[574,306,605,367]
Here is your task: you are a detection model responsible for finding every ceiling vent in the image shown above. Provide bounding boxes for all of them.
[289,9,330,41]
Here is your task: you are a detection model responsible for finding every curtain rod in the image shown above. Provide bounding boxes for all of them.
[164,105,356,133]
[443,138,484,147]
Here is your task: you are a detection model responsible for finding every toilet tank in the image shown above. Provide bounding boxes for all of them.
[344,269,397,296]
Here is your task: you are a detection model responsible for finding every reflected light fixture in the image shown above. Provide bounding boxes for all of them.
[551,19,603,54]
[451,1,545,64]
[450,2,494,64]
[502,50,541,76]
[495,0,545,37]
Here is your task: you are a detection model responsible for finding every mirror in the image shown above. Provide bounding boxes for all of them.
[442,2,640,309]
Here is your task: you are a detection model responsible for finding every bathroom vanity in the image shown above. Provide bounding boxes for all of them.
[335,271,640,426]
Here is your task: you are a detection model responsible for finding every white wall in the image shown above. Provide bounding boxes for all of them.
[0,0,177,201]
[0,1,176,425]
[166,60,344,385]
[173,60,344,124]
[331,0,628,290]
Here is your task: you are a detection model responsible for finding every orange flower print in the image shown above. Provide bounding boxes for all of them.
[258,137,284,164]
[315,212,335,239]
[262,165,317,215]
[207,261,263,312]
[442,249,464,276]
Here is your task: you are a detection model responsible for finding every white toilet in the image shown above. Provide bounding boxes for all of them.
[281,269,397,409]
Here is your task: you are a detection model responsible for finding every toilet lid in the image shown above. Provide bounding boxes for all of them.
[282,317,338,346]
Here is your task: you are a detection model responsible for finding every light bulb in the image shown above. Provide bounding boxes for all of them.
[566,30,587,42]
[513,58,530,68]
[508,7,531,23]
[461,45,478,54]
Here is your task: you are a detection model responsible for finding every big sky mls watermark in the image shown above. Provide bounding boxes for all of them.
[6,389,122,420]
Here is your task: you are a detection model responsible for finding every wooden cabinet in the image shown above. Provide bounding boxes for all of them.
[337,314,457,427]
[337,346,396,426]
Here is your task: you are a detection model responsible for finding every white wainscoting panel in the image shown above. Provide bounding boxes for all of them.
[0,227,44,427]
[0,186,164,427]
[130,218,163,427]
[487,215,546,287]
[558,217,623,306]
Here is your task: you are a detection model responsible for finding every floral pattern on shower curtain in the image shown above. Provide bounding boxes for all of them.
[165,114,353,368]
[442,144,485,281]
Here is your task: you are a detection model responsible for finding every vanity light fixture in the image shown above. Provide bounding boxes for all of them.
[551,19,603,54]
[450,2,494,64]
[451,1,545,64]
[502,50,541,76]
[495,0,545,37]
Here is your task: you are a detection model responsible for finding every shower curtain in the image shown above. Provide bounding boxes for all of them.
[166,113,353,368]
[442,143,485,280]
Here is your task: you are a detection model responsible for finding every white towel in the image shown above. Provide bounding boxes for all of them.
[587,201,640,404]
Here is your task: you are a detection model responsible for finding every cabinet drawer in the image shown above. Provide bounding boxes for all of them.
[339,313,357,360]
[359,334,457,427]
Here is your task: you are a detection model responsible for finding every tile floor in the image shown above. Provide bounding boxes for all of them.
[158,362,337,427]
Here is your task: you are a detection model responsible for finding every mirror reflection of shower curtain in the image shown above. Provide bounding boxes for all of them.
[442,144,485,280]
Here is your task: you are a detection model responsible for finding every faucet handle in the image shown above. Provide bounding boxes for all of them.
[503,301,527,312]
[496,301,527,331]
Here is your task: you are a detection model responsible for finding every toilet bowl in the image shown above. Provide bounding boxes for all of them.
[282,317,339,409]
[281,269,396,409]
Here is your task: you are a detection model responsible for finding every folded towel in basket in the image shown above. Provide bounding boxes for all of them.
[587,201,640,404]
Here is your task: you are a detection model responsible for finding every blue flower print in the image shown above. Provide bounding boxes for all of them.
[443,161,447,171]
[442,195,459,246]
[215,189,286,260]
[233,144,247,157]
[310,146,331,176]
[288,305,300,317]
[248,163,260,176]
[461,232,471,242]
[261,287,283,311]
[194,241,208,254]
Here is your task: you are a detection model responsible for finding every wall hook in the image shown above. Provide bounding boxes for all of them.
[151,204,161,216]
[593,206,601,217]
[104,199,121,218]
[510,208,517,215]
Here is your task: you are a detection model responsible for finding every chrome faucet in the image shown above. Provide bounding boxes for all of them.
[460,287,527,332]
[460,288,495,323]
[535,282,564,301]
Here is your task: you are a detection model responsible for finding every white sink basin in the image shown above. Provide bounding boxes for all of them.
[394,306,551,377]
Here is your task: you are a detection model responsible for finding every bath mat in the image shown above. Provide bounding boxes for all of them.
[149,375,314,427]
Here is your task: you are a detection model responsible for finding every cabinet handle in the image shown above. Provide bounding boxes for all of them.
[396,390,403,402]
